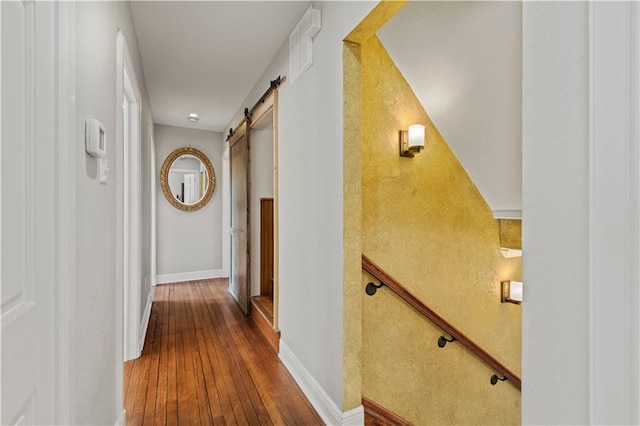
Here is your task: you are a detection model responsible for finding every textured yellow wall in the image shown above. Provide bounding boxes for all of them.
[360,34,521,424]
[499,219,522,250]
[343,40,364,411]
[342,0,409,411]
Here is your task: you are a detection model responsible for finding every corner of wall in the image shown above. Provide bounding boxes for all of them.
[342,38,364,413]
[341,1,409,412]
[279,342,365,426]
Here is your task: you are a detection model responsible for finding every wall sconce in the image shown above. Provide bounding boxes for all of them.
[399,124,425,158]
[501,281,523,304]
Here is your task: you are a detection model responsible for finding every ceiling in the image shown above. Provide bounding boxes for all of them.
[130,1,309,132]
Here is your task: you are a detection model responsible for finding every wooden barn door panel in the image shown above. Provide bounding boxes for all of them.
[260,198,274,298]
[229,122,250,314]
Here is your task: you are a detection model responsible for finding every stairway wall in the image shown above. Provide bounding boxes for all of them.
[360,34,521,425]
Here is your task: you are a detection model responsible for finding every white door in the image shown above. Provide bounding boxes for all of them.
[1,1,58,424]
[184,173,196,204]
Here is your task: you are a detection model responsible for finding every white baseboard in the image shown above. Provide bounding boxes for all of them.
[341,405,365,425]
[138,290,154,353]
[115,409,126,426]
[156,269,222,284]
[279,341,365,426]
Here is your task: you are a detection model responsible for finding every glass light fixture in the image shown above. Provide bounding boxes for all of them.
[188,113,199,123]
[501,280,523,304]
[399,124,425,157]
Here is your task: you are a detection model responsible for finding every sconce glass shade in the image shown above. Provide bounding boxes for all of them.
[399,124,425,158]
[408,124,425,150]
[501,280,523,304]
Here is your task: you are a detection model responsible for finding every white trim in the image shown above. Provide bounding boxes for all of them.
[0,2,3,422]
[117,30,143,363]
[279,341,364,426]
[156,269,222,285]
[115,31,143,426]
[124,66,142,360]
[632,6,640,422]
[150,132,157,287]
[138,291,154,353]
[492,210,522,219]
[114,31,125,426]
[115,409,126,426]
[341,405,365,426]
[589,2,640,425]
[54,2,76,424]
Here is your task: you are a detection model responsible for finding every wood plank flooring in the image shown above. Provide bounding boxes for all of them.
[124,279,323,426]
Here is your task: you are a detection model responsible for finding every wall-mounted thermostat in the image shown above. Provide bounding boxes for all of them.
[85,119,106,158]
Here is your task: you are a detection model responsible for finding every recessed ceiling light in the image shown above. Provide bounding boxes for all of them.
[188,113,199,122]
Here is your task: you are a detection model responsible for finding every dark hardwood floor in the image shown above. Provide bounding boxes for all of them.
[124,279,323,425]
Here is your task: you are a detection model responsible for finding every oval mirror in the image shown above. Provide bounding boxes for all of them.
[160,147,216,212]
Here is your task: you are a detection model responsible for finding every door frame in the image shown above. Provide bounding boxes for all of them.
[150,131,157,287]
[54,2,77,423]
[589,2,640,423]
[248,91,280,329]
[116,29,142,364]
[224,81,282,326]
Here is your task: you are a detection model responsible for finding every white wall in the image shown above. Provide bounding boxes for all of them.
[249,116,274,296]
[377,1,522,216]
[155,124,223,279]
[522,2,590,424]
[225,0,376,415]
[74,2,153,424]
[277,2,377,407]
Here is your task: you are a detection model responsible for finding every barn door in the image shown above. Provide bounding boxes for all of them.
[229,122,250,314]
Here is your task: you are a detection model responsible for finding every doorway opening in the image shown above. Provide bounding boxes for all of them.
[117,30,143,364]
[249,97,276,340]
[227,79,282,350]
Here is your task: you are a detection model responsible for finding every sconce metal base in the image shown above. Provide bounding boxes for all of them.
[501,281,509,303]
[399,131,414,157]
[399,130,424,158]
[501,281,522,304]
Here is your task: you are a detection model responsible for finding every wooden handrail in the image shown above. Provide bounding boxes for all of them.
[362,254,522,390]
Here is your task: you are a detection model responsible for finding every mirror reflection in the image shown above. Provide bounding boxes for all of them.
[160,147,216,212]
[169,154,208,205]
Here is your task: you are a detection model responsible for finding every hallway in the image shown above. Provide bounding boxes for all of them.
[124,280,322,425]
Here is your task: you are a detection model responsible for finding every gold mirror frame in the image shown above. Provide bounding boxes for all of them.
[160,147,216,212]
